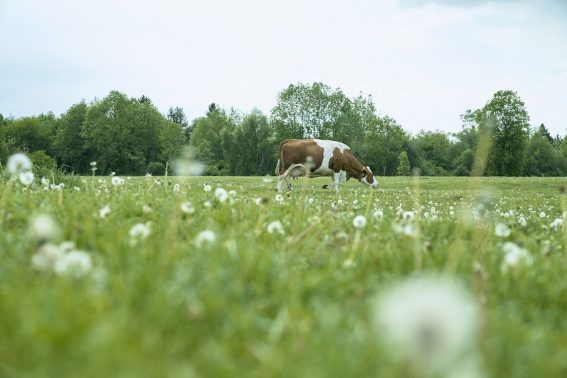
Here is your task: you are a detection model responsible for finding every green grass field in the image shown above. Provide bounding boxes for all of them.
[1,175,567,377]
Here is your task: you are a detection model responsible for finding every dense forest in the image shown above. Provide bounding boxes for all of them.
[1,83,566,177]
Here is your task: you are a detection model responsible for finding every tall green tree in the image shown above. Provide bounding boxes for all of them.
[223,110,276,175]
[410,131,453,176]
[271,82,370,146]
[397,151,410,176]
[360,116,407,176]
[524,126,562,176]
[189,104,236,175]
[479,90,531,176]
[2,116,52,154]
[81,91,162,174]
[167,106,190,141]
[53,101,88,173]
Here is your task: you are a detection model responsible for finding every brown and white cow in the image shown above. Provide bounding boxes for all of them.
[275,139,379,192]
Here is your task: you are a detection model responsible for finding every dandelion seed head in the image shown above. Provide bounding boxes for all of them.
[29,214,60,242]
[19,171,35,186]
[214,187,229,202]
[353,215,367,229]
[54,250,92,277]
[494,223,511,237]
[267,220,284,234]
[180,201,195,214]
[373,276,478,374]
[7,153,32,175]
[195,230,216,247]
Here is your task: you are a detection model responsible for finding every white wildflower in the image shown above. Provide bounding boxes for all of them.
[501,242,533,272]
[267,220,284,234]
[494,223,511,238]
[180,201,195,214]
[550,218,564,230]
[129,223,150,240]
[54,250,92,277]
[19,171,35,186]
[373,209,384,220]
[228,190,236,197]
[172,183,180,192]
[275,194,284,203]
[29,214,60,242]
[31,243,65,271]
[41,177,50,187]
[111,176,124,186]
[518,216,527,227]
[539,211,546,218]
[373,276,478,375]
[353,215,367,229]
[214,187,229,202]
[195,230,216,247]
[402,211,415,222]
[99,205,111,219]
[7,153,32,175]
[203,184,212,192]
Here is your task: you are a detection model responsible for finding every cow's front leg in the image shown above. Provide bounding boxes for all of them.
[333,171,341,193]
[277,175,284,192]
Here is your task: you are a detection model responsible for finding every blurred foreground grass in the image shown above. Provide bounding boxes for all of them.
[1,175,567,377]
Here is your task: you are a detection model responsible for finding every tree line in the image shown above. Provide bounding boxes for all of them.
[1,83,566,177]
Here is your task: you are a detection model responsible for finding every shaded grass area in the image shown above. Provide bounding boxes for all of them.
[1,176,567,377]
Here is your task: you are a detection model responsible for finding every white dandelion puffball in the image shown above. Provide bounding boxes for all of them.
[539,211,546,218]
[203,200,212,208]
[373,276,478,374]
[31,243,65,271]
[195,230,216,247]
[501,242,533,272]
[54,250,92,277]
[373,209,384,220]
[275,194,284,203]
[214,187,229,202]
[518,216,527,227]
[99,205,111,219]
[19,171,35,186]
[494,223,511,238]
[353,215,367,229]
[129,223,150,239]
[203,184,212,192]
[550,218,564,230]
[172,183,180,192]
[267,220,284,234]
[7,153,32,175]
[180,201,195,214]
[41,177,50,187]
[29,214,60,242]
[111,176,125,186]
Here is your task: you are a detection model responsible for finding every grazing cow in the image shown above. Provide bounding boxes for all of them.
[275,139,379,192]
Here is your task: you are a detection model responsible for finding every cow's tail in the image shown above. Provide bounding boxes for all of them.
[275,159,281,176]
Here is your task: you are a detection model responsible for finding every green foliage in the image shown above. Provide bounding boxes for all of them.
[146,161,166,176]
[523,127,563,176]
[396,151,410,176]
[189,105,236,175]
[81,91,162,175]
[410,131,453,175]
[480,90,531,176]
[159,121,186,164]
[360,116,407,176]
[271,82,371,148]
[29,150,56,169]
[53,101,88,173]
[2,116,52,153]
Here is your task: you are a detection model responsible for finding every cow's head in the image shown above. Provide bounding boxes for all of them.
[360,166,379,188]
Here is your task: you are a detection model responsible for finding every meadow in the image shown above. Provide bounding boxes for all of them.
[1,172,567,377]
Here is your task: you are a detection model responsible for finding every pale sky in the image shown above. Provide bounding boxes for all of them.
[1,0,566,135]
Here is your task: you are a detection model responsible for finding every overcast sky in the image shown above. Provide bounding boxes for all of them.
[1,0,566,135]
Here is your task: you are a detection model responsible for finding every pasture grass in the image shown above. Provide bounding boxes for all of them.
[1,175,567,377]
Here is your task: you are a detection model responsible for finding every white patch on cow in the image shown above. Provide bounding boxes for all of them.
[313,139,349,175]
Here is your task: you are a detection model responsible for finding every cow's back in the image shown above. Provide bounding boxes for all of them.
[278,139,325,173]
